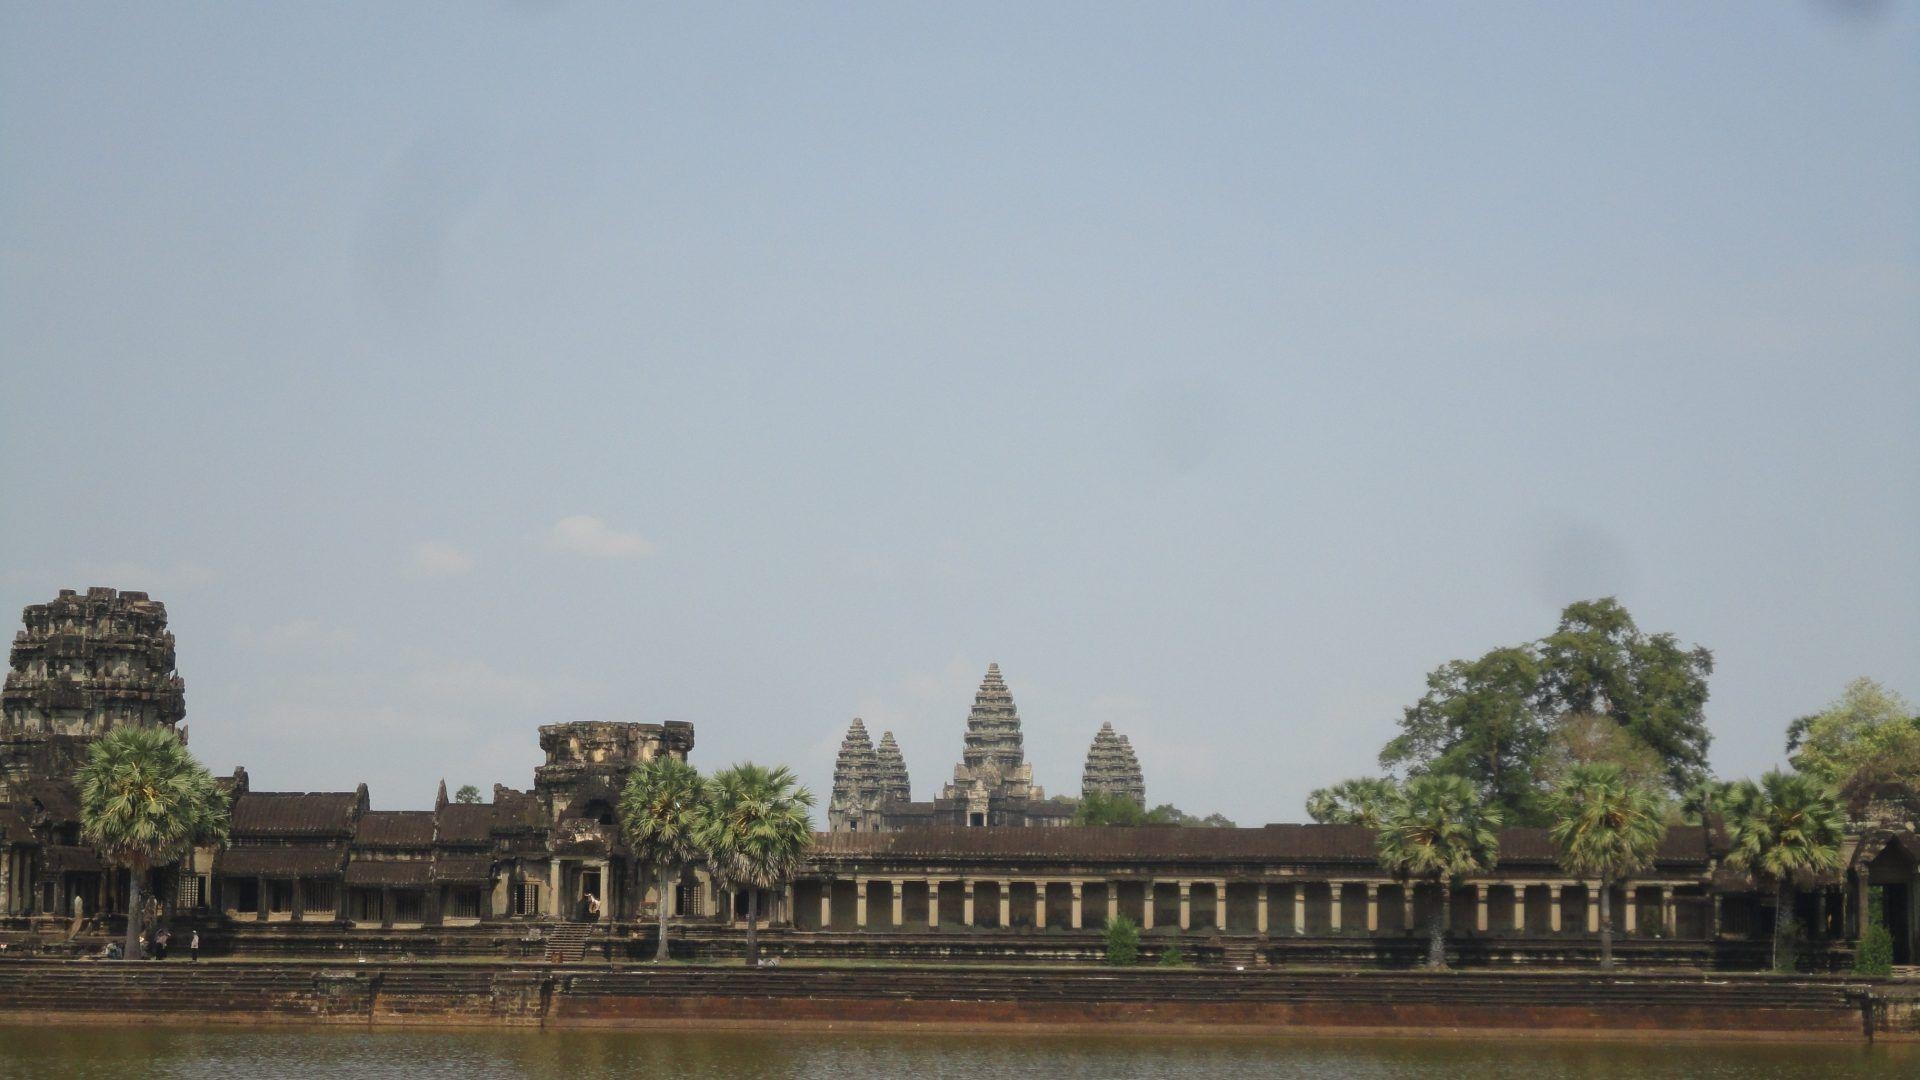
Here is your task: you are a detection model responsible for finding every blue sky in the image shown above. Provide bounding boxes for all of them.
[2,3,1914,824]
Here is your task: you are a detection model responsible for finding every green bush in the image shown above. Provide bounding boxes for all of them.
[1157,944,1185,967]
[1854,924,1894,978]
[1104,915,1139,966]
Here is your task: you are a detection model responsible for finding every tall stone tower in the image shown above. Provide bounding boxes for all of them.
[1,588,187,797]
[1081,721,1146,806]
[939,663,1044,826]
[874,731,911,806]
[827,717,882,832]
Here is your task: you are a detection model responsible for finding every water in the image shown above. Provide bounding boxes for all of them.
[0,1026,1909,1079]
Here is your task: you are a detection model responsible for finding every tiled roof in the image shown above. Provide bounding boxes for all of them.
[353,811,435,849]
[219,845,347,878]
[435,803,495,845]
[1027,801,1076,818]
[344,859,433,888]
[432,854,493,884]
[231,792,358,839]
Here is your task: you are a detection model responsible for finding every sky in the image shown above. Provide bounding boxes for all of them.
[2,3,1915,826]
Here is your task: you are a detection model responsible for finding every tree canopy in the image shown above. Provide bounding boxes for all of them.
[1722,770,1846,971]
[619,755,707,962]
[1785,677,1920,823]
[1305,777,1402,827]
[696,763,813,966]
[1544,763,1668,968]
[1375,773,1501,969]
[453,784,482,805]
[1378,598,1714,822]
[1072,792,1235,827]
[76,725,230,959]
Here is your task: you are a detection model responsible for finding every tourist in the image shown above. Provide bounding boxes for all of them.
[189,929,200,962]
[154,927,171,960]
[586,893,601,922]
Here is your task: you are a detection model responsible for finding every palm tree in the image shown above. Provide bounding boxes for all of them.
[75,725,230,960]
[619,755,706,962]
[1306,777,1403,828]
[695,763,814,967]
[1722,770,1845,972]
[1545,763,1669,969]
[1376,773,1501,969]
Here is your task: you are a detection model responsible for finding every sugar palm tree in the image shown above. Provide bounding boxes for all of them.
[1546,763,1669,969]
[76,725,230,960]
[1376,773,1501,969]
[696,763,814,967]
[1722,770,1845,972]
[619,755,707,963]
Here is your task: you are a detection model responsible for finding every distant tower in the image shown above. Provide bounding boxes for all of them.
[1081,721,1146,807]
[1,588,187,797]
[874,730,911,806]
[828,717,883,832]
[939,663,1043,826]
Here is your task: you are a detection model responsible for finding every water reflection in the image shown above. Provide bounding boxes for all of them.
[0,1026,1907,1080]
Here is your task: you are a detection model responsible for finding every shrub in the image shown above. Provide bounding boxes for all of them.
[1104,915,1139,966]
[1157,944,1185,968]
[1854,924,1894,978]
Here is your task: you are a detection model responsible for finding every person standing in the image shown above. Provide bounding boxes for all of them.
[188,929,200,962]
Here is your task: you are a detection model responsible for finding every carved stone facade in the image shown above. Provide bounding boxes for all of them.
[1,588,185,799]
[1081,721,1146,806]
[874,731,910,806]
[829,719,917,833]
[928,664,1068,828]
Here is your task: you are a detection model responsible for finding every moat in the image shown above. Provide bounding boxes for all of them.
[0,1025,1909,1079]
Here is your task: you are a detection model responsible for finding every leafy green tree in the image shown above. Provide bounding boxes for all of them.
[1376,774,1501,969]
[1786,678,1920,823]
[1722,771,1846,972]
[1104,914,1140,965]
[453,784,482,805]
[1143,804,1236,827]
[1545,764,1669,969]
[1534,713,1670,798]
[76,725,230,960]
[1306,777,1403,827]
[696,763,814,967]
[1381,647,1547,822]
[619,756,707,962]
[1075,790,1150,826]
[1680,779,1735,826]
[1537,598,1714,795]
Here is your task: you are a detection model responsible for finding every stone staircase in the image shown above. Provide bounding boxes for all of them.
[544,923,594,963]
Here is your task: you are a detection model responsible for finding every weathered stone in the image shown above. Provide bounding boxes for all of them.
[1081,721,1146,806]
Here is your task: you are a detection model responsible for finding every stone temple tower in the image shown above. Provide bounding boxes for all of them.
[1081,721,1146,807]
[873,730,911,806]
[828,717,882,832]
[939,663,1044,826]
[1,588,187,798]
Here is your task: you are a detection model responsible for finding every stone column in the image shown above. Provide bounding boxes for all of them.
[256,876,268,921]
[1034,880,1048,929]
[0,852,11,917]
[891,880,904,928]
[292,879,306,923]
[1402,888,1414,935]
[1214,880,1228,932]
[963,880,975,927]
[1624,886,1638,934]
[1107,882,1119,927]
[1475,884,1488,933]
[1587,885,1601,934]
[855,878,868,928]
[1854,870,1869,942]
[1366,884,1380,933]
[1178,880,1191,931]
[1549,884,1563,933]
[1330,883,1344,933]
[1071,881,1084,929]
[381,886,394,929]
[1661,886,1675,937]
[929,880,941,929]
[1256,886,1269,936]
[819,885,832,931]
[998,883,1011,929]
[1294,884,1307,936]
[1143,881,1156,930]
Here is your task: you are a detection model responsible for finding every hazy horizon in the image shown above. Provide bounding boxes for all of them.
[3,4,1915,824]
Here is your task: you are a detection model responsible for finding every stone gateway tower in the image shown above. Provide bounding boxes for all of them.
[1081,721,1146,806]
[1,588,187,798]
[829,718,914,833]
[936,664,1059,827]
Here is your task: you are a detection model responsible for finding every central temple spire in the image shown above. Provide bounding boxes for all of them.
[960,662,1025,776]
[941,662,1044,825]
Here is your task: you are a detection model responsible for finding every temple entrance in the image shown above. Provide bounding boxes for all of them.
[577,867,602,922]
[1885,884,1912,964]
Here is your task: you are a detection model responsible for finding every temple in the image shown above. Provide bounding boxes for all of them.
[1081,721,1146,806]
[3,588,1918,971]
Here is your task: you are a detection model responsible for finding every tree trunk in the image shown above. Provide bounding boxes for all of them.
[1598,875,1614,971]
[655,863,672,963]
[745,888,760,968]
[1773,880,1788,973]
[1428,884,1447,970]
[124,866,145,961]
